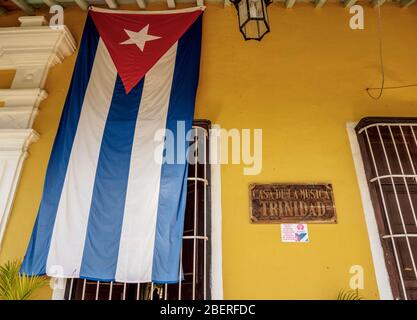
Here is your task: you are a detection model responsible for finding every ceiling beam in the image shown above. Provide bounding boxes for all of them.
[167,0,175,8]
[343,0,357,7]
[105,0,118,8]
[401,0,416,7]
[135,0,146,8]
[372,0,386,6]
[315,0,326,7]
[74,0,89,11]
[11,0,35,15]
[43,0,59,7]
[285,0,296,8]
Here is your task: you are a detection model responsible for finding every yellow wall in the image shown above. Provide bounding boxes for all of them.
[1,3,417,300]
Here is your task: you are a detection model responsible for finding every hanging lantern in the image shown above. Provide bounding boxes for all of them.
[230,0,272,41]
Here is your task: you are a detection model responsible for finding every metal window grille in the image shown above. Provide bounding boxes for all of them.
[356,117,417,300]
[63,120,211,300]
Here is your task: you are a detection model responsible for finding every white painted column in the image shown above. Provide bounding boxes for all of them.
[0,16,76,247]
[0,130,39,244]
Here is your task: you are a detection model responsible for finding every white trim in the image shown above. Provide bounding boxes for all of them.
[209,124,224,300]
[0,89,47,107]
[0,19,76,73]
[90,5,205,14]
[0,129,39,248]
[0,89,47,129]
[51,278,67,300]
[346,122,393,300]
[0,20,76,295]
[0,19,75,298]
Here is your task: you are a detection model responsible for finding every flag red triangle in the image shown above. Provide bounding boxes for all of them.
[90,8,203,94]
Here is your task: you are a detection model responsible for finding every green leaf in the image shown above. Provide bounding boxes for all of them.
[0,259,49,300]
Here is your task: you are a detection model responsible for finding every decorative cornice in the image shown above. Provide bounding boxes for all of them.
[0,19,77,69]
[0,89,47,129]
[0,129,39,155]
[0,106,40,129]
[0,128,39,249]
[0,88,47,107]
[0,17,74,250]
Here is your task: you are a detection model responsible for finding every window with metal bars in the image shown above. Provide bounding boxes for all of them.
[63,120,211,300]
[356,117,417,300]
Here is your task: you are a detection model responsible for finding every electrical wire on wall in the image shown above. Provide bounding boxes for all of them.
[366,5,417,100]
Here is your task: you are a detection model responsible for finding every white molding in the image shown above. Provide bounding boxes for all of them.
[51,278,67,300]
[346,122,394,300]
[11,68,49,90]
[210,125,224,300]
[0,129,39,152]
[0,16,76,89]
[0,19,76,79]
[0,89,47,129]
[0,107,39,130]
[0,89,47,107]
[90,5,205,14]
[0,18,75,255]
[0,129,39,248]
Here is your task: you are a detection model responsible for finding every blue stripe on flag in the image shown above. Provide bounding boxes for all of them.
[152,15,203,283]
[21,15,100,276]
[79,76,144,281]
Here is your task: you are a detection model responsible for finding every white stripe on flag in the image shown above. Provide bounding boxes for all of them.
[46,39,118,278]
[115,43,178,283]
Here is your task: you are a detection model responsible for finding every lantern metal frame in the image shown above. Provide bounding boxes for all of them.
[230,0,272,41]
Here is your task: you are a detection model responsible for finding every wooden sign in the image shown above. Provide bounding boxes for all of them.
[249,183,337,224]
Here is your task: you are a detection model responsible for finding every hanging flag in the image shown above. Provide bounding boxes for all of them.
[21,6,204,283]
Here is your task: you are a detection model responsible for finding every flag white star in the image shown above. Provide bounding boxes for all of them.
[119,25,161,52]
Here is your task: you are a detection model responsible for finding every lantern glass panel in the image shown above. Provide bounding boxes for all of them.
[248,0,263,19]
[242,19,268,40]
[232,0,270,40]
[238,0,248,27]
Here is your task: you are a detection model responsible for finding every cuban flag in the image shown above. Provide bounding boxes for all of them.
[21,6,204,283]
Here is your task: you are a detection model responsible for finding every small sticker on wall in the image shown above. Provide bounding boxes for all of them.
[281,224,309,243]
